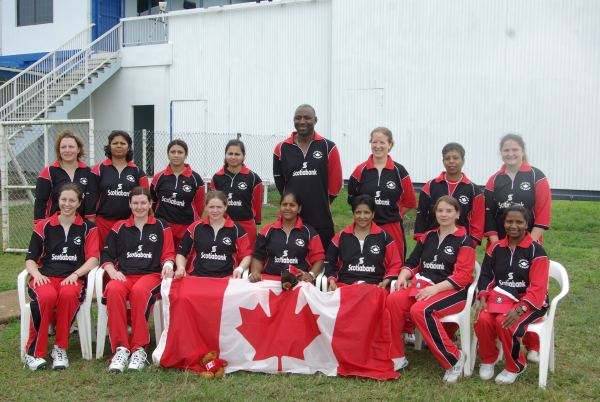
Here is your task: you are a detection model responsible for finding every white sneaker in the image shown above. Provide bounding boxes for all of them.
[479,363,495,380]
[393,356,409,371]
[24,354,48,371]
[444,351,464,383]
[109,347,130,373]
[51,345,69,370]
[128,348,147,371]
[403,333,416,345]
[527,350,540,363]
[495,368,523,384]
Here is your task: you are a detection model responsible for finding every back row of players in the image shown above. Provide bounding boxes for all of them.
[27,104,551,384]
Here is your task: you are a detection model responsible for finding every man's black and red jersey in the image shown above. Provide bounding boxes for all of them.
[26,212,99,278]
[324,223,401,285]
[403,226,475,290]
[347,155,416,225]
[253,215,324,276]
[484,161,551,239]
[85,159,149,220]
[273,132,342,229]
[478,233,549,311]
[210,164,263,223]
[34,160,90,222]
[414,172,485,244]
[101,215,175,275]
[151,164,205,225]
[178,216,252,278]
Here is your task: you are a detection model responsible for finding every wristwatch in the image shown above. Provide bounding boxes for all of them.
[308,271,316,280]
[516,304,528,316]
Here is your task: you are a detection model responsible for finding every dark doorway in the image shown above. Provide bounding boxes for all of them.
[133,105,154,176]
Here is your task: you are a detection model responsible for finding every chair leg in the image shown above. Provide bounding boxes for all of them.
[549,329,555,373]
[538,329,551,389]
[414,329,423,351]
[76,309,91,360]
[460,319,472,377]
[96,303,108,359]
[470,333,478,373]
[20,307,31,361]
[153,301,163,344]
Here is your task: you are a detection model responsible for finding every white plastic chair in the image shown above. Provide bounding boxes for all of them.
[18,267,96,361]
[95,268,164,359]
[409,262,481,376]
[470,260,569,388]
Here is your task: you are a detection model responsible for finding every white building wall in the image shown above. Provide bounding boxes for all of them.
[1,0,90,55]
[89,0,600,190]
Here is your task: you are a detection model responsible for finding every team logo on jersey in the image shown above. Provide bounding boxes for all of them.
[149,234,158,242]
[79,177,88,185]
[496,296,503,303]
[518,259,530,270]
[374,190,390,206]
[520,182,531,191]
[50,246,77,261]
[62,247,68,254]
[222,237,232,246]
[458,195,469,205]
[386,181,396,190]
[126,175,135,182]
[108,183,130,197]
[312,150,323,159]
[292,162,317,177]
[73,236,82,245]
[295,238,305,247]
[444,246,454,255]
[182,184,192,192]
[433,255,438,262]
[238,182,248,190]
[416,282,421,288]
[370,245,381,254]
[171,193,177,199]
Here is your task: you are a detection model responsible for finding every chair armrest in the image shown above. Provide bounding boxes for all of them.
[17,269,29,309]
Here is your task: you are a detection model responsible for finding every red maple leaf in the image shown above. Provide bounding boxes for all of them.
[236,287,321,372]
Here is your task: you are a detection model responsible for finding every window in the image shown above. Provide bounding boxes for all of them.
[17,0,53,27]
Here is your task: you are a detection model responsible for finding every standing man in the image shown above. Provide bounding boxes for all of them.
[273,104,343,249]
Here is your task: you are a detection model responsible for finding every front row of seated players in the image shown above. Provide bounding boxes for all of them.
[24,185,548,385]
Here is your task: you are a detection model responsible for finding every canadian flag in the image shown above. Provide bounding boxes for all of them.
[152,277,399,380]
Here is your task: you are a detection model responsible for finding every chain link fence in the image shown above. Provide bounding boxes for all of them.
[2,124,285,251]
[0,120,94,252]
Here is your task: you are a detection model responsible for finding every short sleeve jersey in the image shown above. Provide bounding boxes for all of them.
[26,213,99,278]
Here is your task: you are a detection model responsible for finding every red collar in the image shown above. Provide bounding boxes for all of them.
[199,215,235,228]
[165,164,193,177]
[365,155,395,170]
[124,214,157,227]
[434,171,472,185]
[429,225,468,238]
[51,160,87,169]
[283,131,325,145]
[272,215,305,230]
[215,164,251,176]
[342,222,384,236]
[49,212,84,226]
[102,158,137,168]
[498,232,534,248]
[499,160,532,174]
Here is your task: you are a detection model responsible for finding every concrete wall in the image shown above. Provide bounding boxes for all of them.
[1,0,90,55]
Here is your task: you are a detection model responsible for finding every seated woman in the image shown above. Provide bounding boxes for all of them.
[101,186,175,373]
[24,183,99,371]
[325,194,401,291]
[175,191,252,279]
[386,195,475,382]
[474,204,549,384]
[248,192,324,283]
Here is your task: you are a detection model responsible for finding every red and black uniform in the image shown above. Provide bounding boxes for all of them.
[347,155,417,262]
[414,172,485,245]
[151,164,205,247]
[210,164,263,248]
[101,215,175,353]
[253,216,324,277]
[85,159,149,248]
[25,213,99,357]
[484,161,551,240]
[178,216,252,278]
[325,223,401,285]
[34,160,90,222]
[474,234,549,373]
[386,226,475,369]
[273,132,343,248]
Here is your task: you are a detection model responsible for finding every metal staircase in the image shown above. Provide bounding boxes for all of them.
[0,23,123,145]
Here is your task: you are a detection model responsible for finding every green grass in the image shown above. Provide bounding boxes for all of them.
[0,193,598,400]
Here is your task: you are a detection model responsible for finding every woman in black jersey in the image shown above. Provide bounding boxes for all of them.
[24,183,99,371]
